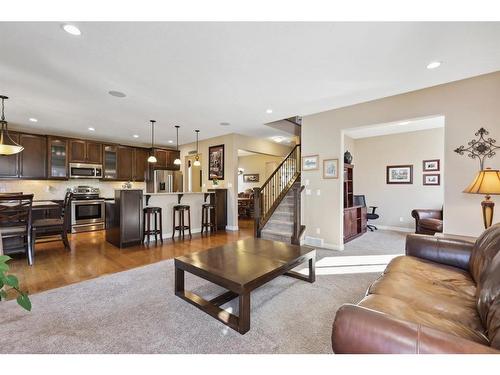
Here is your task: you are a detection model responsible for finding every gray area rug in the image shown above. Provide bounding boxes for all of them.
[0,230,406,353]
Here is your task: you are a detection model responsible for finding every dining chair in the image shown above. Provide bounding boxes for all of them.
[0,194,34,265]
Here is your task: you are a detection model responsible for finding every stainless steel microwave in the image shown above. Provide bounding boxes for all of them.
[69,163,103,179]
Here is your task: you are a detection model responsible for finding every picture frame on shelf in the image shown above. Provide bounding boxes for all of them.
[423,174,440,186]
[386,165,413,184]
[208,144,224,180]
[323,158,339,179]
[423,159,440,172]
[302,155,319,171]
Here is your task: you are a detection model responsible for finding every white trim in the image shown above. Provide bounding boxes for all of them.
[225,225,239,231]
[321,242,345,251]
[303,236,344,251]
[376,225,413,233]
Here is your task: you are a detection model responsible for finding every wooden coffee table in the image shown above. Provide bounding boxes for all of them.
[174,238,315,334]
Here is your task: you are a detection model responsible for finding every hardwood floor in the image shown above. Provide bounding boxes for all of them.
[7,220,254,296]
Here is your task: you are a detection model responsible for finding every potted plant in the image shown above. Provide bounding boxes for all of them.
[0,255,31,311]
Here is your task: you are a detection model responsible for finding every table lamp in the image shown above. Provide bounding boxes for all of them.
[463,168,500,228]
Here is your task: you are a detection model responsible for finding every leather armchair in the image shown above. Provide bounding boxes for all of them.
[411,208,443,234]
[331,225,500,354]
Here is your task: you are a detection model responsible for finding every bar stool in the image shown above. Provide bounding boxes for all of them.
[201,203,217,235]
[143,206,163,244]
[172,205,192,239]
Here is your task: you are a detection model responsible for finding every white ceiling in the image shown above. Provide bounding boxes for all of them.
[1,22,500,147]
[344,116,445,139]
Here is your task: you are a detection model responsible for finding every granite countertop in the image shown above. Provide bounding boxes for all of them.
[146,191,214,196]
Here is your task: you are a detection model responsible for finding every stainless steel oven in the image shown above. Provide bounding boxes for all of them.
[69,163,103,179]
[70,186,105,233]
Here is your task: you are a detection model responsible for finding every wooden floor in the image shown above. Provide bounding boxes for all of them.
[8,219,254,296]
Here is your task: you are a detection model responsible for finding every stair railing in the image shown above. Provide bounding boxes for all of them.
[253,144,301,237]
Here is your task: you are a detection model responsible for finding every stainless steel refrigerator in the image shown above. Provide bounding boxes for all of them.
[154,170,183,193]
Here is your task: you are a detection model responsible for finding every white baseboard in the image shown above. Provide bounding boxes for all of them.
[376,225,413,233]
[322,242,345,251]
[303,236,344,251]
[225,225,239,231]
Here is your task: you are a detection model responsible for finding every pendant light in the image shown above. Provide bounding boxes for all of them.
[147,120,157,163]
[173,125,181,165]
[0,95,24,156]
[193,129,201,166]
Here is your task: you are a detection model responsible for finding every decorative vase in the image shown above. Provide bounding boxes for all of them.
[344,150,353,164]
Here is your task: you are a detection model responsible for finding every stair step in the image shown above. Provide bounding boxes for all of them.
[265,219,294,232]
[261,228,293,244]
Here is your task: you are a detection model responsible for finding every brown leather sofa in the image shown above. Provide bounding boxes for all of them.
[331,223,500,354]
[411,208,443,234]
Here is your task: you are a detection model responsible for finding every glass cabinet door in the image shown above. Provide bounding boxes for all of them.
[104,145,117,179]
[49,138,68,178]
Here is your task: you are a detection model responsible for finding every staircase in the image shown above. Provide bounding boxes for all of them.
[253,145,305,245]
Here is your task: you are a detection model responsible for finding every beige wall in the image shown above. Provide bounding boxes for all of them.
[238,154,284,192]
[0,179,146,200]
[302,71,500,249]
[180,133,292,229]
[352,128,444,229]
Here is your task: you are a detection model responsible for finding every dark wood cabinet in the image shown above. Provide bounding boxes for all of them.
[69,139,102,164]
[0,132,20,178]
[19,133,47,179]
[208,188,228,230]
[48,137,68,179]
[343,164,367,243]
[117,146,134,181]
[106,189,143,248]
[154,148,168,168]
[167,150,181,170]
[103,145,118,180]
[134,148,149,182]
[86,141,102,164]
[153,148,180,170]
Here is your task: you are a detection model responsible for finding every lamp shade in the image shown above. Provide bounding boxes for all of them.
[463,168,500,195]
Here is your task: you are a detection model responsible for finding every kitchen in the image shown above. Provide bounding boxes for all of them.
[0,120,228,267]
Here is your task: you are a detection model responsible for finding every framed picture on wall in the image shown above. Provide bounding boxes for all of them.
[323,159,339,179]
[243,174,259,182]
[423,159,440,172]
[302,155,319,171]
[386,165,413,184]
[423,174,440,186]
[208,144,224,180]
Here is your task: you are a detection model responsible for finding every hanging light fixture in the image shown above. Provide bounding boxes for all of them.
[173,125,181,165]
[0,96,24,156]
[147,120,157,163]
[193,129,201,166]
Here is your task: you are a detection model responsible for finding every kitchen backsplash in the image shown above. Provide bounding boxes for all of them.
[0,180,147,200]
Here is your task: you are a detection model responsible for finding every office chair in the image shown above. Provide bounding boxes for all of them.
[354,195,379,231]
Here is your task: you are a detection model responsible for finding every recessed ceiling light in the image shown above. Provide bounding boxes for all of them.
[108,90,126,98]
[168,140,174,144]
[426,61,441,70]
[220,122,230,126]
[266,109,273,114]
[133,134,139,138]
[29,118,38,123]
[62,24,81,36]
[398,121,410,125]
[88,127,95,131]
[272,136,284,143]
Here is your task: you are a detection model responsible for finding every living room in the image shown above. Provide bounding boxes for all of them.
[1,2,500,374]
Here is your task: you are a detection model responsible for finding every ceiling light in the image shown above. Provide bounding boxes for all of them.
[108,90,126,98]
[174,125,182,165]
[88,127,95,131]
[147,120,157,163]
[266,109,273,114]
[0,95,24,155]
[398,121,410,125]
[220,122,230,126]
[133,134,139,138]
[426,61,441,70]
[168,140,174,144]
[193,130,201,166]
[62,24,81,36]
[29,118,38,123]
[272,136,284,143]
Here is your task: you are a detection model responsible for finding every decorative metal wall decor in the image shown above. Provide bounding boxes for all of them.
[454,127,499,170]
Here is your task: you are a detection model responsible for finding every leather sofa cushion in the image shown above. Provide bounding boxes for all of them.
[366,256,487,344]
[359,294,489,345]
[419,218,443,232]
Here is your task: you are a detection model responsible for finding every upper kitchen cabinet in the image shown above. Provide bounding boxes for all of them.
[153,148,180,170]
[153,148,168,168]
[48,137,68,179]
[167,150,181,170]
[19,133,47,179]
[0,132,20,178]
[69,139,102,164]
[116,146,134,181]
[103,145,118,180]
[133,148,149,182]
